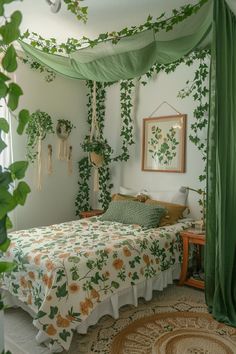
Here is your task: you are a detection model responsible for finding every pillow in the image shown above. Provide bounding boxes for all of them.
[147,187,189,206]
[100,201,166,229]
[145,199,187,226]
[119,186,138,196]
[112,193,139,202]
[119,186,189,205]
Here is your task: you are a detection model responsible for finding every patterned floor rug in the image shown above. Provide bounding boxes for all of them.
[5,284,235,354]
[110,311,236,354]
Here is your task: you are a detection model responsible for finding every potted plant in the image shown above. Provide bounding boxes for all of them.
[0,2,31,352]
[56,119,75,160]
[82,135,112,167]
[26,110,54,163]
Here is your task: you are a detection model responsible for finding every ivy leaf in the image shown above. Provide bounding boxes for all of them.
[6,216,13,230]
[2,45,17,72]
[0,3,3,17]
[0,118,9,133]
[8,161,28,180]
[17,109,30,135]
[0,135,7,154]
[0,81,8,99]
[0,238,11,252]
[0,261,16,273]
[7,82,23,111]
[0,72,10,82]
[0,188,16,220]
[13,181,31,206]
[0,171,12,188]
[0,10,22,44]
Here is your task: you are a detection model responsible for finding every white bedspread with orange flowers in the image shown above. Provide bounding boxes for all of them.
[1,217,191,350]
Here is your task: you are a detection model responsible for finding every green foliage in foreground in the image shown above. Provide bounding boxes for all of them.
[0,1,30,312]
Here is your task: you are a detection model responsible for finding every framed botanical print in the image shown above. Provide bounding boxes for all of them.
[142,115,186,172]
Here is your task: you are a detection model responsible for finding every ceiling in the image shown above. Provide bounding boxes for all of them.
[7,0,198,42]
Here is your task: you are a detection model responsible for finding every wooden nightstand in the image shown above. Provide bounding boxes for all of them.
[80,209,104,218]
[179,228,205,290]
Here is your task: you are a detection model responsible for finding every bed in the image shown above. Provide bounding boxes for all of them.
[1,216,191,352]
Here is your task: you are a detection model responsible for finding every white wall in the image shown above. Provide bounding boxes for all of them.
[12,57,207,229]
[104,62,208,219]
[11,62,88,230]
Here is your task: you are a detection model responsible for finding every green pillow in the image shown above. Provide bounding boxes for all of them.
[100,200,166,229]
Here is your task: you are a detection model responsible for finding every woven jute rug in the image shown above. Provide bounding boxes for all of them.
[110,311,236,354]
[5,285,236,353]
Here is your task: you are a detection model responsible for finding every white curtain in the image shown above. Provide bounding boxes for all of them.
[0,98,13,168]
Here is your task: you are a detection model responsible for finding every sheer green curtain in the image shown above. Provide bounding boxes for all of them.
[206,0,236,326]
[18,1,212,82]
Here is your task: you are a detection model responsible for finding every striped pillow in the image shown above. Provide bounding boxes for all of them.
[100,200,166,229]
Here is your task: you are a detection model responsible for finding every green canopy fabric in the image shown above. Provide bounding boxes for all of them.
[206,0,236,327]
[19,1,212,82]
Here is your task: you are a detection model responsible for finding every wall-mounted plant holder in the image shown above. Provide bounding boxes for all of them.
[25,109,54,190]
[56,119,75,160]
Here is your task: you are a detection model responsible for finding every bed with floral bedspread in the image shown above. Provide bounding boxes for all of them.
[0,217,191,350]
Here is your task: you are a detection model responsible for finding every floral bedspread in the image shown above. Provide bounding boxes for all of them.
[1,217,191,350]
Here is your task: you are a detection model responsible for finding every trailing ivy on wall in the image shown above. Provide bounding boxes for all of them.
[141,49,210,182]
[113,80,135,162]
[177,53,210,183]
[75,81,114,214]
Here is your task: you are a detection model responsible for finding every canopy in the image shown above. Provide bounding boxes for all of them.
[19,1,212,82]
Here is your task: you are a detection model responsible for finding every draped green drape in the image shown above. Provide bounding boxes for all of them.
[18,1,212,82]
[206,0,236,326]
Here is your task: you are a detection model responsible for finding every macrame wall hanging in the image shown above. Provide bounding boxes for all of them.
[47,144,53,175]
[56,119,75,174]
[89,81,104,192]
[67,145,73,175]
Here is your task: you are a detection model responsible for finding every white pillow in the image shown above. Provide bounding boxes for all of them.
[120,186,188,205]
[148,187,189,205]
[119,186,138,196]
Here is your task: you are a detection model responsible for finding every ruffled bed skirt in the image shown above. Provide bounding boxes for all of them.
[2,263,180,352]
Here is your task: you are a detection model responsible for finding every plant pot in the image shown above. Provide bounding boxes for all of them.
[90,152,104,168]
[0,309,4,353]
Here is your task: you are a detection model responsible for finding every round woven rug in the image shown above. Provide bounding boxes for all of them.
[111,312,236,354]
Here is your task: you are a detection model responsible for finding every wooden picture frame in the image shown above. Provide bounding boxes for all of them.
[142,115,186,173]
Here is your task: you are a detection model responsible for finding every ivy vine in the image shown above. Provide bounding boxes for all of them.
[26,110,54,162]
[62,0,88,23]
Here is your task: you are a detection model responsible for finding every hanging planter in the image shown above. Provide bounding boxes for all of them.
[26,110,54,189]
[82,137,112,167]
[56,119,75,160]
[82,138,107,167]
